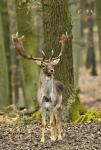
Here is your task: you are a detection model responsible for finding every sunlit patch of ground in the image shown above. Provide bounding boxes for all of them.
[79,66,101,110]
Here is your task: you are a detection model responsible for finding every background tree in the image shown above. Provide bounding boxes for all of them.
[7,0,25,108]
[16,1,39,111]
[41,0,85,121]
[96,0,101,69]
[85,1,97,75]
[0,8,9,106]
[69,0,81,89]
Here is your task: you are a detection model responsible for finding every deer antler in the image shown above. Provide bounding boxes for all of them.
[12,32,42,61]
[41,50,46,60]
[49,49,54,61]
[52,32,68,60]
[12,32,68,62]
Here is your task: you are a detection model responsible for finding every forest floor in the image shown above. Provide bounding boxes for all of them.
[79,66,101,110]
[0,66,101,150]
[0,120,101,150]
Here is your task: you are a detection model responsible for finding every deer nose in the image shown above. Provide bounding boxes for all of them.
[50,69,54,73]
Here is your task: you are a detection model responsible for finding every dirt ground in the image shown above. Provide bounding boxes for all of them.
[0,121,101,150]
[79,66,101,110]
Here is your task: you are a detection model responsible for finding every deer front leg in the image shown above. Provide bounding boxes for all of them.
[55,110,62,140]
[41,110,46,143]
[50,111,57,141]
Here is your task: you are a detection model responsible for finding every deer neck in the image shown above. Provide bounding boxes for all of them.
[39,70,54,97]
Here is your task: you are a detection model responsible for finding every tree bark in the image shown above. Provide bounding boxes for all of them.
[1,0,11,103]
[96,0,101,69]
[16,1,39,111]
[0,9,9,106]
[85,1,97,75]
[41,0,85,121]
[69,0,81,89]
[7,0,25,107]
[86,27,97,75]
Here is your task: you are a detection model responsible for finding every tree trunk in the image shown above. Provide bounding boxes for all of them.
[86,27,97,75]
[85,1,97,75]
[69,0,81,90]
[34,4,44,53]
[7,0,25,107]
[0,9,9,106]
[96,0,101,69]
[41,0,85,121]
[16,2,39,111]
[1,0,11,103]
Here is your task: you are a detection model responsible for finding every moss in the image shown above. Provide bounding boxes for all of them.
[32,110,41,121]
[70,100,86,122]
[76,109,101,123]
[61,91,86,122]
[69,95,101,123]
[68,94,101,123]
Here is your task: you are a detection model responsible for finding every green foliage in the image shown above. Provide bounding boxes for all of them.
[67,93,101,123]
[76,109,101,123]
[67,93,86,122]
[32,110,41,120]
[70,100,85,121]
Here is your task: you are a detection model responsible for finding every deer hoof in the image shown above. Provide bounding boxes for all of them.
[58,135,62,140]
[51,136,57,141]
[41,137,45,143]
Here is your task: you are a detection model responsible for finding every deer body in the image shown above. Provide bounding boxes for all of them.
[38,70,64,112]
[12,32,67,142]
[37,61,65,142]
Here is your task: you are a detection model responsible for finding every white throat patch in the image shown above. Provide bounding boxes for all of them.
[45,76,51,81]
[44,102,50,108]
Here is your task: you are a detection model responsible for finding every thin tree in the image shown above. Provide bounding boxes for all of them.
[85,1,97,75]
[96,0,101,70]
[1,0,11,103]
[69,0,81,89]
[0,8,9,106]
[16,1,39,111]
[7,0,25,107]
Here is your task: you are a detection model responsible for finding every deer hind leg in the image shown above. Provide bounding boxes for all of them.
[41,110,46,143]
[50,112,57,141]
[55,110,62,140]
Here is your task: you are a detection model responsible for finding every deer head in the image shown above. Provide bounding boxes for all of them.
[12,32,67,77]
[37,56,60,77]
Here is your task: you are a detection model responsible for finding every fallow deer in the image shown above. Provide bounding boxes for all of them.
[12,32,67,142]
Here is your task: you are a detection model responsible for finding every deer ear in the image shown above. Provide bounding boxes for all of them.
[34,60,42,65]
[51,58,60,65]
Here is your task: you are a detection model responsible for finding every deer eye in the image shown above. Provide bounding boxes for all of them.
[41,65,45,68]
